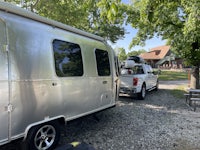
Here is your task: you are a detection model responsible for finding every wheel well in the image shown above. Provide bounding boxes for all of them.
[23,117,66,141]
[57,117,65,126]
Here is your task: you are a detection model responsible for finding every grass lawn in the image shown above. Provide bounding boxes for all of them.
[158,70,189,81]
[156,70,188,98]
[171,86,186,98]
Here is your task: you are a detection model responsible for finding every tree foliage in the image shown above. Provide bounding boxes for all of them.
[127,49,146,57]
[126,0,200,66]
[4,0,125,43]
[117,47,127,61]
[124,0,200,88]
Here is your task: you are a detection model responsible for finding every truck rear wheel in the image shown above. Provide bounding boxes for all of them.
[155,80,159,91]
[26,121,60,150]
[138,84,146,100]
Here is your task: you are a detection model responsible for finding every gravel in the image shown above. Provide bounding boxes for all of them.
[59,80,200,150]
[2,80,200,150]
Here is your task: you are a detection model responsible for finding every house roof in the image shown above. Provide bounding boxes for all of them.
[140,45,170,60]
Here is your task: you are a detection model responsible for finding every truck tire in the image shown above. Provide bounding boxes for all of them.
[155,80,159,91]
[26,121,60,150]
[138,84,146,100]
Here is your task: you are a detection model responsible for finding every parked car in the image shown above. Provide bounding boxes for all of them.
[119,57,158,100]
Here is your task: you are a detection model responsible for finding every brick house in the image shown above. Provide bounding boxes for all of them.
[140,45,183,69]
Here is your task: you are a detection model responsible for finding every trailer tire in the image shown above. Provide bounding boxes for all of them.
[26,121,60,150]
[138,84,146,100]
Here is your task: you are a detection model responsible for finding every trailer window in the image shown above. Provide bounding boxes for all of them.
[95,49,110,76]
[53,39,83,77]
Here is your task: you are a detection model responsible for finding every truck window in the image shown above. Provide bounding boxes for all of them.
[135,66,144,74]
[95,49,110,76]
[53,39,83,77]
[121,65,144,75]
[146,65,153,73]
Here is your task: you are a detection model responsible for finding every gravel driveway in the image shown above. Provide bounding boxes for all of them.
[59,80,200,150]
[2,80,200,150]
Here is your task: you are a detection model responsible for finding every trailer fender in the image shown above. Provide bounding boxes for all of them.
[23,115,66,141]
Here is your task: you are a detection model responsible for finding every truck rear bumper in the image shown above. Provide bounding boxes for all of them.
[119,87,137,95]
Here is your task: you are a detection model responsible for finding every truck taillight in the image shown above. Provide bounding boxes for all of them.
[133,78,138,86]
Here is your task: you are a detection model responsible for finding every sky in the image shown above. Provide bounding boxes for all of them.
[110,0,166,53]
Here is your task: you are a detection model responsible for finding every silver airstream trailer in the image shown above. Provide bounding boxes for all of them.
[0,2,120,149]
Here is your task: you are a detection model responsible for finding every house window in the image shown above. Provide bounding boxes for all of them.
[53,39,83,77]
[95,49,110,76]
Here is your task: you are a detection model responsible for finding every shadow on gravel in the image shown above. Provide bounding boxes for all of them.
[61,110,116,139]
[118,88,189,112]
[0,139,22,150]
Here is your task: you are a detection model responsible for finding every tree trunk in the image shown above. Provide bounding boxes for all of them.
[190,65,200,89]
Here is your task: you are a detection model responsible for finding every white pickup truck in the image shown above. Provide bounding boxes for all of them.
[119,59,158,100]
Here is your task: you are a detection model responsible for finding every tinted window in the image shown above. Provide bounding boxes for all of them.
[121,65,144,75]
[95,49,110,76]
[146,65,153,73]
[53,39,83,77]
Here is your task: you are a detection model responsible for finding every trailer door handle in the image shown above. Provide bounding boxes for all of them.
[102,81,107,84]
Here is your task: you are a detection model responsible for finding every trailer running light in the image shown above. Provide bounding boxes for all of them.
[133,78,138,86]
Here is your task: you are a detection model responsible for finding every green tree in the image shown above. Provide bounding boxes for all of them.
[117,47,127,61]
[127,49,146,57]
[5,0,125,43]
[4,0,39,11]
[125,0,200,88]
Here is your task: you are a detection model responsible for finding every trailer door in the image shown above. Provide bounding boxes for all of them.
[114,56,120,101]
[95,49,113,106]
[0,18,9,143]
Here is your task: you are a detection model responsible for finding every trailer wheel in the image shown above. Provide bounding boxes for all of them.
[138,84,146,100]
[26,121,60,150]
